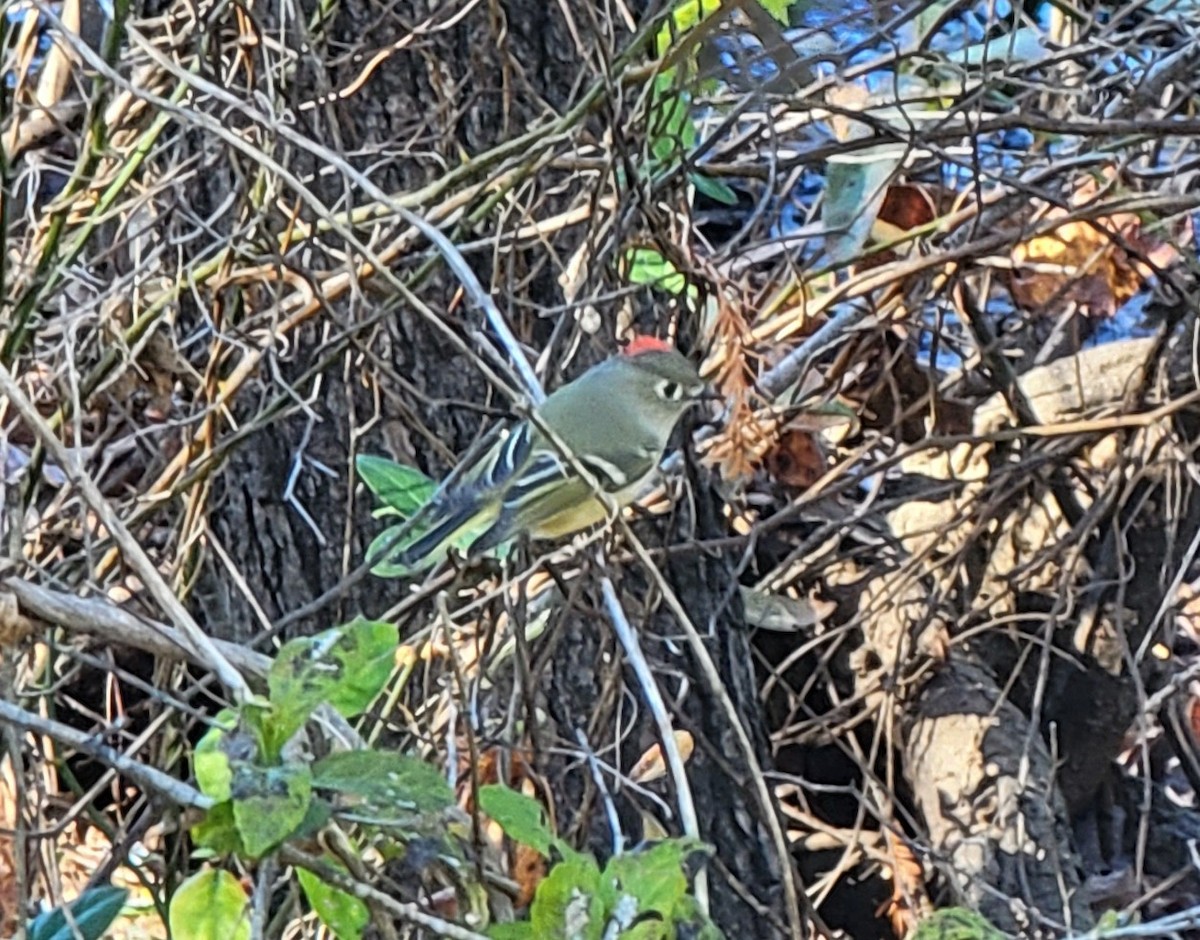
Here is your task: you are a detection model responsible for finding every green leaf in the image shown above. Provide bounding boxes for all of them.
[690,173,738,205]
[623,922,669,940]
[231,762,313,858]
[266,618,399,753]
[911,908,1006,940]
[755,0,793,22]
[313,750,454,822]
[655,0,721,55]
[194,711,242,802]
[649,78,697,166]
[355,455,436,518]
[365,524,427,578]
[530,854,603,940]
[478,785,555,857]
[296,791,334,839]
[602,841,698,918]
[27,885,129,940]
[488,924,538,940]
[168,870,251,940]
[190,800,245,856]
[823,149,901,265]
[298,866,370,940]
[625,248,690,296]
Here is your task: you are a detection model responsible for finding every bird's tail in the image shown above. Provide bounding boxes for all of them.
[396,503,479,568]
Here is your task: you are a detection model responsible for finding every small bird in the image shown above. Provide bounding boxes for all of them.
[398,336,705,567]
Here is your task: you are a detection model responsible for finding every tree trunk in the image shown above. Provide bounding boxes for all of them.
[183,0,798,934]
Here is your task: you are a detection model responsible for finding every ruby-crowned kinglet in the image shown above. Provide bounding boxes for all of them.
[399,336,705,567]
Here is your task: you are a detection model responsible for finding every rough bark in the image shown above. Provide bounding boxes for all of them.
[849,329,1200,930]
[182,0,795,934]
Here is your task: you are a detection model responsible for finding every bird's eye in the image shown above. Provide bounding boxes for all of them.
[661,381,683,401]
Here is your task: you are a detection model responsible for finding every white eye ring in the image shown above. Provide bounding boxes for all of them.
[660,380,684,401]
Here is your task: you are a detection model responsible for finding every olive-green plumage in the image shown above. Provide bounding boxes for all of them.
[399,344,703,567]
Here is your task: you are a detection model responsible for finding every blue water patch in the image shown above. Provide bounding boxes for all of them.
[1082,290,1158,349]
[924,0,1017,53]
[711,32,783,84]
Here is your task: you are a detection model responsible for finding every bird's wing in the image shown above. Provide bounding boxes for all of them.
[468,443,658,554]
[398,422,534,565]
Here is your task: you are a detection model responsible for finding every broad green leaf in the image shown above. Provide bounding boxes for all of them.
[823,149,901,265]
[755,0,793,22]
[267,619,399,753]
[602,841,701,918]
[623,922,669,940]
[530,854,603,939]
[655,0,721,55]
[194,711,243,801]
[315,620,398,716]
[168,870,251,940]
[690,173,738,205]
[298,866,370,940]
[649,80,697,166]
[626,248,690,296]
[313,750,454,821]
[355,455,436,518]
[478,785,555,857]
[911,908,1006,940]
[27,885,129,940]
[190,800,245,856]
[231,763,313,858]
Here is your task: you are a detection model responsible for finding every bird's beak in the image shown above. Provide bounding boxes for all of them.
[693,389,723,403]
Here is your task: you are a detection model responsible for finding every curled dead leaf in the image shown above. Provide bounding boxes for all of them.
[741,587,835,633]
[630,731,695,785]
[513,843,547,908]
[764,428,825,489]
[1007,169,1185,319]
[0,593,34,648]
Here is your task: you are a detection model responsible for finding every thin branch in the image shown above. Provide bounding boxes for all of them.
[0,364,251,702]
[0,699,212,810]
[279,846,492,940]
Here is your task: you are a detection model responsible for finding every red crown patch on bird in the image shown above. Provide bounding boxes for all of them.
[623,334,673,357]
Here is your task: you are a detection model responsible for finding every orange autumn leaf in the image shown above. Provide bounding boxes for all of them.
[513,843,547,907]
[1008,169,1184,318]
[876,829,929,938]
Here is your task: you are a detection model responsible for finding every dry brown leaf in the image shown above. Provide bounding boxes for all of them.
[462,747,551,904]
[629,731,695,785]
[865,183,939,265]
[0,760,18,938]
[877,829,929,938]
[764,428,825,489]
[513,844,547,908]
[701,393,781,483]
[1008,170,1184,318]
[0,592,35,648]
[638,807,670,842]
